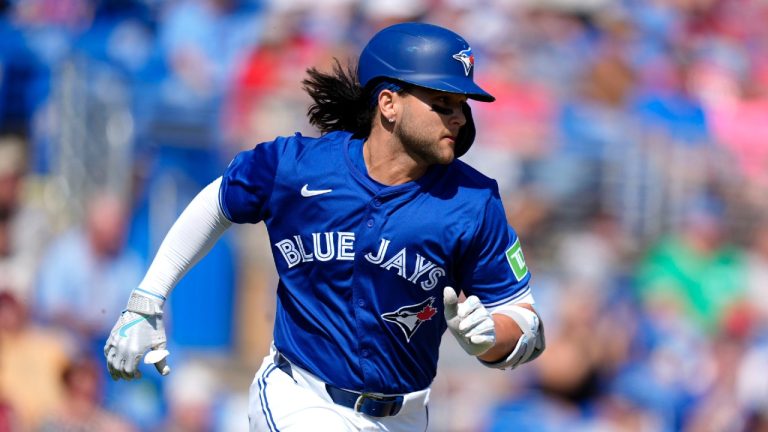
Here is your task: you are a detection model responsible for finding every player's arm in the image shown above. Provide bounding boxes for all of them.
[444,289,544,369]
[480,303,542,365]
[444,188,545,369]
[104,177,232,380]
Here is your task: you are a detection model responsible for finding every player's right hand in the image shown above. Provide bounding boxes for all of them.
[443,286,496,356]
[104,309,171,381]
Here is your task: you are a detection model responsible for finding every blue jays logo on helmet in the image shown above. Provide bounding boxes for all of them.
[452,49,474,76]
[382,297,438,342]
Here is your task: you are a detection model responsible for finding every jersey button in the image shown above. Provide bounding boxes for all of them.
[361,349,370,357]
[366,219,374,227]
[357,299,366,307]
[373,199,381,207]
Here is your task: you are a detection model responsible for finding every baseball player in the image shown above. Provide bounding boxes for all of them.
[104,22,545,431]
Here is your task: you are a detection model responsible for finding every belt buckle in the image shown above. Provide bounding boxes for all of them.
[354,393,375,413]
[353,393,402,417]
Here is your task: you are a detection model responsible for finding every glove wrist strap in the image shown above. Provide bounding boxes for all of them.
[126,292,164,315]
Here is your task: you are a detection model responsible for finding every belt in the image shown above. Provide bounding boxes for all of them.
[274,352,404,418]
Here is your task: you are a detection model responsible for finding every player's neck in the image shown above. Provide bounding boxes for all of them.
[363,133,429,186]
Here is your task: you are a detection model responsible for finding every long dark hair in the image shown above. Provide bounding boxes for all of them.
[302,58,374,138]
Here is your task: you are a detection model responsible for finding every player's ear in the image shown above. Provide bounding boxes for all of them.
[377,89,397,124]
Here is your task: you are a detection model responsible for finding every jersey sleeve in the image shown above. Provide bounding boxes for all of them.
[219,137,288,224]
[457,191,533,307]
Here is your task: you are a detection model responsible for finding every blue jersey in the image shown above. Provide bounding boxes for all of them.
[220,131,531,394]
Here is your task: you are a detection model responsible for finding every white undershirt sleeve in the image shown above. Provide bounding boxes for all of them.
[136,177,232,302]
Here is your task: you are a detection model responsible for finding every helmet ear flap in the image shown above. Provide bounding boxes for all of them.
[454,102,475,158]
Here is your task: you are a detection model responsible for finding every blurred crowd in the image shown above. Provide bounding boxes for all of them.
[1,0,767,431]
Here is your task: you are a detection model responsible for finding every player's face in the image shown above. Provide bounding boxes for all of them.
[394,87,467,165]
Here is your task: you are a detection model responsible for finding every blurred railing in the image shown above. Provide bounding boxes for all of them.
[48,56,135,226]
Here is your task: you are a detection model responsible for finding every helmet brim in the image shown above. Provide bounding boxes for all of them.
[399,75,495,102]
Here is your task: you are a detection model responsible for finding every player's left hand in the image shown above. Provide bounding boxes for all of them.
[443,286,496,356]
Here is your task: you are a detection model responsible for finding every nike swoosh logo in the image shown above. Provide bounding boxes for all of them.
[301,184,332,197]
[119,317,147,337]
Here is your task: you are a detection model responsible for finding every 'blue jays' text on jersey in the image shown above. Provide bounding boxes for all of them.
[219,131,532,394]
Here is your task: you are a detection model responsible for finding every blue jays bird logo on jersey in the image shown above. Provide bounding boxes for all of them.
[452,48,474,76]
[382,297,438,342]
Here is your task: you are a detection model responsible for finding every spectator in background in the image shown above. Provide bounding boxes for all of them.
[514,6,595,100]
[33,189,167,429]
[0,2,54,136]
[683,330,751,432]
[160,361,219,432]
[635,194,747,334]
[0,399,16,432]
[743,220,768,327]
[223,8,333,149]
[155,0,261,145]
[40,357,137,432]
[0,291,72,431]
[708,65,768,196]
[630,49,712,148]
[735,332,768,432]
[553,210,633,293]
[34,188,143,350]
[158,0,261,104]
[548,46,637,220]
[0,133,50,303]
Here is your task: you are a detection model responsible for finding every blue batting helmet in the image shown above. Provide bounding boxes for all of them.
[358,22,495,102]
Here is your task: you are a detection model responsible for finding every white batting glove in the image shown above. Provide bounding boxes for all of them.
[443,286,496,356]
[104,292,171,381]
